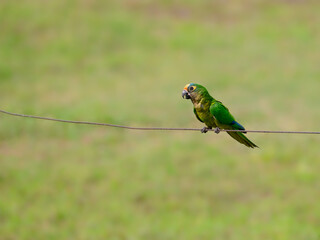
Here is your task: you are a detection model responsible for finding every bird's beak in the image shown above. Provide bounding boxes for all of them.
[182,89,191,99]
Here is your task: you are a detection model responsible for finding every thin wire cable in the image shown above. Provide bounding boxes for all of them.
[0,109,319,134]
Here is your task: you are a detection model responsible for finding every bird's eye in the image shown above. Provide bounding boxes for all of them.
[189,86,196,91]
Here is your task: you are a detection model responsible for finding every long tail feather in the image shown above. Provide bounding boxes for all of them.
[227,131,258,148]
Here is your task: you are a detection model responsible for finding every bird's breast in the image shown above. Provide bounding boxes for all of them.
[195,105,209,119]
[194,102,217,127]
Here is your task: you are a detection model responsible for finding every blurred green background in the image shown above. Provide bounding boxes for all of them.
[1,0,320,239]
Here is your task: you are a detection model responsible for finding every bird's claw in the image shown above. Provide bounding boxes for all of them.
[201,127,212,133]
[201,127,209,133]
[214,127,221,134]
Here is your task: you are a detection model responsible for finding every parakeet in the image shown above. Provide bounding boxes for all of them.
[182,83,258,148]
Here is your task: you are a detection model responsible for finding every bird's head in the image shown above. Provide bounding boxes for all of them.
[182,83,208,101]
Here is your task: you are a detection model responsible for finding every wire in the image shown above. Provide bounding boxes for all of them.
[0,109,319,134]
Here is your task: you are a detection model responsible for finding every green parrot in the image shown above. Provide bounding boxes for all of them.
[182,83,258,148]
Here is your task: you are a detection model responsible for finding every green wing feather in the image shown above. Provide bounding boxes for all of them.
[210,102,258,148]
[209,101,235,125]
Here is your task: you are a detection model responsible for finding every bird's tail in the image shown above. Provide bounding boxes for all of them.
[227,131,258,148]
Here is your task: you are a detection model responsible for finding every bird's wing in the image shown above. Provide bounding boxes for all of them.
[209,101,235,125]
[210,101,246,131]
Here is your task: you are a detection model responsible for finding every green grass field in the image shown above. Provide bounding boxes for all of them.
[1,1,320,239]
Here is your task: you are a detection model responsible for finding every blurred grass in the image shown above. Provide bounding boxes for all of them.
[0,0,320,239]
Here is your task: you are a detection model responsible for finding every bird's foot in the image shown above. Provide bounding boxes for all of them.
[201,127,211,133]
[214,127,221,134]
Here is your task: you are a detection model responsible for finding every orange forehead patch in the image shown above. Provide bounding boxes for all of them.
[184,84,190,90]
